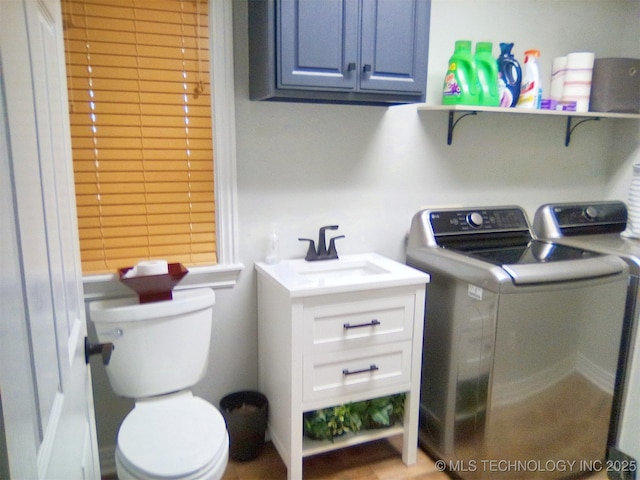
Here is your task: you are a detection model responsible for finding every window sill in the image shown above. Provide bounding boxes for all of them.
[82,263,244,302]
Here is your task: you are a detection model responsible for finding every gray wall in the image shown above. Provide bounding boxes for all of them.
[90,0,640,465]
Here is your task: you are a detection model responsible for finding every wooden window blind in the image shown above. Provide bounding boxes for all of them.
[62,0,216,274]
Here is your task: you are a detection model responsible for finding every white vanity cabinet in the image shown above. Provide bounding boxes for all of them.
[255,253,429,480]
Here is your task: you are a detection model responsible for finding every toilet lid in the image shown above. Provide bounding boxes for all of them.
[118,392,227,478]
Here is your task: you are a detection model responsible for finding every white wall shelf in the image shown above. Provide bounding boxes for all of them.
[417,104,640,147]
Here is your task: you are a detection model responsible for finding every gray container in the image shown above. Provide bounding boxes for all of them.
[220,391,268,461]
[589,57,640,113]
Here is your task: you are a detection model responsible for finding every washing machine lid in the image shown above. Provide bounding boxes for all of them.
[407,207,627,285]
[118,392,227,478]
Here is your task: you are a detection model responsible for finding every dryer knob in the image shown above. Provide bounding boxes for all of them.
[467,212,484,228]
[584,207,598,220]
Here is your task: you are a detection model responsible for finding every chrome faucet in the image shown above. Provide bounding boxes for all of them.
[299,225,345,261]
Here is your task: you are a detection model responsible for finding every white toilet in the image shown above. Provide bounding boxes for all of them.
[90,288,229,480]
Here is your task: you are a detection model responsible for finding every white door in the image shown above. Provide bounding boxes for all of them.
[0,0,100,478]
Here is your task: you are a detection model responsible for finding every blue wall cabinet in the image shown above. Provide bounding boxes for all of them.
[249,0,431,105]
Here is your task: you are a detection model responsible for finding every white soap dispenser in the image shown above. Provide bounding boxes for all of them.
[265,223,280,264]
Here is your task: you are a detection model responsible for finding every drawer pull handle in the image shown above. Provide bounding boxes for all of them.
[342,364,379,376]
[343,319,380,330]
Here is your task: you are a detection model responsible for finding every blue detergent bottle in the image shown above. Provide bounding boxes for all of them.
[497,43,522,107]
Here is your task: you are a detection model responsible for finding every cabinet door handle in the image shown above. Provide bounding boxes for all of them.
[347,62,356,71]
[342,364,379,376]
[343,319,380,329]
[363,64,372,73]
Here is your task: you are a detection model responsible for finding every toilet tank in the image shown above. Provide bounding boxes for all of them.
[90,288,215,398]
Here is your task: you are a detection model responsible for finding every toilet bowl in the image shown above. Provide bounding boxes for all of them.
[115,392,229,480]
[90,288,228,480]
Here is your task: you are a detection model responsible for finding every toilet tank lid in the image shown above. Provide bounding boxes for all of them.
[118,392,227,478]
[90,288,215,323]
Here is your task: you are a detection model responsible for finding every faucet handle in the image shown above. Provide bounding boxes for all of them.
[298,238,318,261]
[327,235,345,259]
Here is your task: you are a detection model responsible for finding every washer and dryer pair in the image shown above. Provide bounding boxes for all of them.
[406,203,637,478]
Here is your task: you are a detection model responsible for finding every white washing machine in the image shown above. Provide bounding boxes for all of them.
[534,201,640,477]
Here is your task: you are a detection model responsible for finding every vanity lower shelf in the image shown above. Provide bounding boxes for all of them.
[416,104,640,146]
[302,425,404,457]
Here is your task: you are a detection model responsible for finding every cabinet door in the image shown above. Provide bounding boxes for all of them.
[360,0,430,94]
[279,0,359,90]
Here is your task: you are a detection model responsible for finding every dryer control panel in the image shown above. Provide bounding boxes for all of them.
[429,207,529,235]
[533,201,627,238]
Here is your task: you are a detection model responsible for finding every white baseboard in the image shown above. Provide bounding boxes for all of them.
[491,353,615,407]
[576,352,615,394]
[492,355,574,407]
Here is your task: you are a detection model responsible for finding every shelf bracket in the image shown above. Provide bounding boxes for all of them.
[565,116,600,147]
[447,110,477,145]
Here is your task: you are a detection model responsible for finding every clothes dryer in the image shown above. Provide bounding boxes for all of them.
[534,201,640,472]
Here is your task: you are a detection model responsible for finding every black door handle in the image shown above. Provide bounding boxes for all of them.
[84,337,114,365]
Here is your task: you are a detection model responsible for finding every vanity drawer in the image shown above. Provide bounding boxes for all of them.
[303,342,411,402]
[303,291,415,353]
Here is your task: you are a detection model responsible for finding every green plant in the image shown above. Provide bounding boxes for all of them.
[303,393,406,441]
[303,408,332,441]
[303,404,362,442]
[351,393,406,429]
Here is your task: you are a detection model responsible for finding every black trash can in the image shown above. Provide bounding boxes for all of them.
[220,391,268,461]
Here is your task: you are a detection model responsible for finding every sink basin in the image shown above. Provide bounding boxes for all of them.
[255,253,429,297]
[293,258,389,281]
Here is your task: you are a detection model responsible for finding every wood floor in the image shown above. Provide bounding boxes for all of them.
[101,436,611,479]
[221,436,610,480]
[222,436,449,480]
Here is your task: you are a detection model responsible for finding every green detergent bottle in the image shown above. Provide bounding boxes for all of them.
[474,42,500,106]
[442,40,479,105]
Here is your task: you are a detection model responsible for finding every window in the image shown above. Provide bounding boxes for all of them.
[63,0,221,274]
[65,0,241,295]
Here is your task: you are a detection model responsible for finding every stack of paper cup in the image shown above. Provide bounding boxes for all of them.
[561,52,595,112]
[622,164,640,239]
[550,56,567,101]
